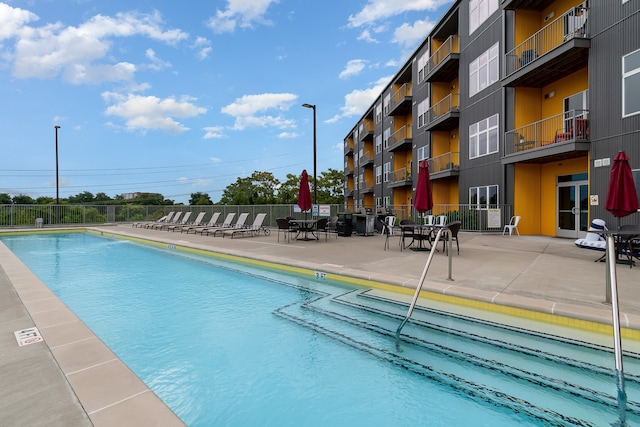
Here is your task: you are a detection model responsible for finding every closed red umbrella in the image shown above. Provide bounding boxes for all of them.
[605,151,639,223]
[297,169,312,212]
[414,160,433,214]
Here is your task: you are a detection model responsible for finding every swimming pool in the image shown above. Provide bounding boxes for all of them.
[2,232,640,426]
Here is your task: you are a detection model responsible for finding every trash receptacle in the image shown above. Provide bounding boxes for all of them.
[337,212,353,237]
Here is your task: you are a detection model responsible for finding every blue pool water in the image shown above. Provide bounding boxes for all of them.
[2,232,640,426]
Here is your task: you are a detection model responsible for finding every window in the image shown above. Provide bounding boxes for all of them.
[383,94,391,115]
[383,162,391,183]
[375,103,382,123]
[469,42,499,97]
[384,196,391,207]
[417,50,429,83]
[417,145,429,161]
[376,166,382,184]
[469,0,499,35]
[469,114,499,159]
[375,197,382,208]
[469,185,499,209]
[375,134,382,154]
[623,48,640,117]
[383,128,391,149]
[417,98,429,128]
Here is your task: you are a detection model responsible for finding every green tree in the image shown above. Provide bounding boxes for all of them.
[189,192,213,205]
[68,191,95,204]
[36,196,55,204]
[12,194,35,204]
[316,168,345,204]
[94,192,112,203]
[218,171,280,205]
[276,173,301,204]
[0,193,12,204]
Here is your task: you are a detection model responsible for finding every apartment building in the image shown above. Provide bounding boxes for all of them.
[343,0,640,237]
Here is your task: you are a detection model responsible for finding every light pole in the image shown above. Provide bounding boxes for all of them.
[54,125,61,204]
[301,103,317,205]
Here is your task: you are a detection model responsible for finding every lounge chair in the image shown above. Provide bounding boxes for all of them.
[170,211,206,232]
[197,212,235,236]
[211,213,249,236]
[183,212,220,234]
[166,212,192,232]
[222,213,268,238]
[133,211,174,228]
[151,212,183,230]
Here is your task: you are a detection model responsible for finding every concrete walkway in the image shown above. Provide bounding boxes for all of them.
[1,224,639,425]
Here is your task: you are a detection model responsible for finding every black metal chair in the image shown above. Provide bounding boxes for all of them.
[276,218,294,243]
[441,221,461,255]
[314,218,329,241]
[399,219,417,251]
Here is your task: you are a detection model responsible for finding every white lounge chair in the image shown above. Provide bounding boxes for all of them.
[183,212,221,234]
[152,212,183,230]
[211,213,249,237]
[166,212,192,232]
[133,211,174,228]
[171,211,206,232]
[198,213,235,235]
[223,213,268,238]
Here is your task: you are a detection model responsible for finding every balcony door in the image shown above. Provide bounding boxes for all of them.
[557,173,589,238]
[563,90,588,131]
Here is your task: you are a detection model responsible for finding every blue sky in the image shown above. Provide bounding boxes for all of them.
[0,0,453,203]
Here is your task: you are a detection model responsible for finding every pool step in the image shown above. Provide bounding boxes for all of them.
[274,290,640,426]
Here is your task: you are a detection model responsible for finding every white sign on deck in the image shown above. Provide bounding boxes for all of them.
[14,327,43,347]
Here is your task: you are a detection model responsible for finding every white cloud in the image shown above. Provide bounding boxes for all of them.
[144,48,172,71]
[326,76,391,123]
[357,29,378,43]
[278,131,298,139]
[392,19,435,50]
[221,93,297,130]
[348,0,451,28]
[0,3,38,41]
[207,0,279,34]
[102,92,207,134]
[203,126,226,139]
[339,59,368,80]
[193,36,212,60]
[10,10,187,84]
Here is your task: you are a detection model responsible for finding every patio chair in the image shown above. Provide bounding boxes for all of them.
[503,216,521,236]
[326,216,339,238]
[151,212,183,230]
[210,212,249,236]
[171,211,205,232]
[182,212,221,234]
[276,218,294,243]
[314,217,329,241]
[441,221,461,255]
[197,212,235,235]
[399,219,417,250]
[223,213,267,238]
[166,211,192,232]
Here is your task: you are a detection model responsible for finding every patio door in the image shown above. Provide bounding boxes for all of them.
[557,173,589,238]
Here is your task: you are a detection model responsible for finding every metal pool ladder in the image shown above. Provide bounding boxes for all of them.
[395,227,452,348]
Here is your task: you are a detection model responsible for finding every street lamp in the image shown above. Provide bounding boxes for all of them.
[301,103,317,205]
[54,125,61,204]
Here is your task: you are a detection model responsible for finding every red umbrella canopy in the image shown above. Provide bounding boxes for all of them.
[297,169,312,212]
[414,160,433,214]
[605,151,639,218]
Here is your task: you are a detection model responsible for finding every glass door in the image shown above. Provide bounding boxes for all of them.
[557,174,589,238]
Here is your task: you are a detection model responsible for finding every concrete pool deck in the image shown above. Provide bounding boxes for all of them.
[1,224,639,426]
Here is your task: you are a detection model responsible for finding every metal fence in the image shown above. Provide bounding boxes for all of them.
[0,203,514,233]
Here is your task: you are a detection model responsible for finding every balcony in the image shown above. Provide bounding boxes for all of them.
[387,126,413,152]
[424,94,460,131]
[388,168,412,188]
[345,163,354,176]
[426,35,459,82]
[428,152,459,180]
[503,5,590,87]
[344,139,354,154]
[388,83,412,116]
[502,109,590,164]
[358,180,374,193]
[359,152,374,167]
[358,121,374,141]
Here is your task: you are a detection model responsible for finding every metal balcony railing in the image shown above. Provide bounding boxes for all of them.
[505,109,589,155]
[428,152,459,173]
[388,126,412,147]
[391,83,412,110]
[505,5,589,76]
[428,35,459,71]
[389,167,411,184]
[358,121,374,140]
[427,94,460,123]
